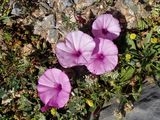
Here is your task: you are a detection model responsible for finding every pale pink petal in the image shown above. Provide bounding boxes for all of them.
[56,43,76,68]
[98,38,118,55]
[38,75,55,88]
[56,42,74,53]
[51,68,62,83]
[37,84,54,93]
[103,56,118,72]
[86,38,118,75]
[87,59,106,75]
[66,31,83,51]
[107,19,121,40]
[56,31,95,68]
[79,33,95,52]
[39,88,58,105]
[38,69,61,87]
[61,81,71,93]
[37,68,71,110]
[56,91,70,108]
[59,72,71,93]
[92,14,121,40]
[108,19,121,33]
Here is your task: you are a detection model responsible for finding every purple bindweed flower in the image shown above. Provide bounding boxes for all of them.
[92,14,121,40]
[37,68,71,112]
[56,31,96,68]
[86,38,118,75]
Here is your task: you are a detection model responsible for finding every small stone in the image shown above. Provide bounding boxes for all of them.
[47,0,54,7]
[11,2,24,16]
[100,5,103,9]
[76,0,97,10]
[60,0,74,9]
[46,29,58,43]
[34,14,56,39]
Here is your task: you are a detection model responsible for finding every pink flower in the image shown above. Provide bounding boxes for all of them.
[92,14,121,40]
[56,31,95,68]
[86,38,118,75]
[37,68,71,112]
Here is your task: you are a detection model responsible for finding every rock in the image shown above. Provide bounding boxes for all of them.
[60,0,74,10]
[34,14,57,42]
[99,84,160,120]
[123,0,138,13]
[46,28,58,43]
[75,0,97,10]
[11,2,23,16]
[99,102,119,120]
[73,0,79,4]
[47,0,55,7]
[115,0,150,29]
[125,84,160,120]
[115,0,137,29]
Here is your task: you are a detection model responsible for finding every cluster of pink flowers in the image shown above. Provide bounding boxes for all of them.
[37,14,121,112]
[56,14,120,75]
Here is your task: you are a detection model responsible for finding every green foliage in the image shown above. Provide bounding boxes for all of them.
[137,18,149,30]
[18,95,33,111]
[120,66,135,82]
[0,0,11,24]
[151,4,160,18]
[31,113,46,120]
[3,32,12,41]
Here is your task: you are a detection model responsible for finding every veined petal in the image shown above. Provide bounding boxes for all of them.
[37,68,71,109]
[56,31,95,68]
[92,14,121,40]
[86,38,118,75]
[66,31,83,51]
[39,88,58,105]
[56,91,70,108]
[87,59,106,75]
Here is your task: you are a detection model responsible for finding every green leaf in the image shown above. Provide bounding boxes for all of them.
[145,30,152,44]
[132,86,141,101]
[32,113,46,120]
[18,95,33,111]
[120,66,135,82]
[0,88,5,98]
[137,19,149,30]
[3,32,12,42]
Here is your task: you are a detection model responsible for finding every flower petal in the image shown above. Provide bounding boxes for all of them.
[98,38,118,55]
[103,55,118,72]
[66,31,83,51]
[59,72,71,93]
[56,90,70,108]
[87,59,106,75]
[56,31,95,68]
[86,38,118,75]
[92,14,121,40]
[39,88,58,105]
[37,68,71,109]
[56,43,76,68]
